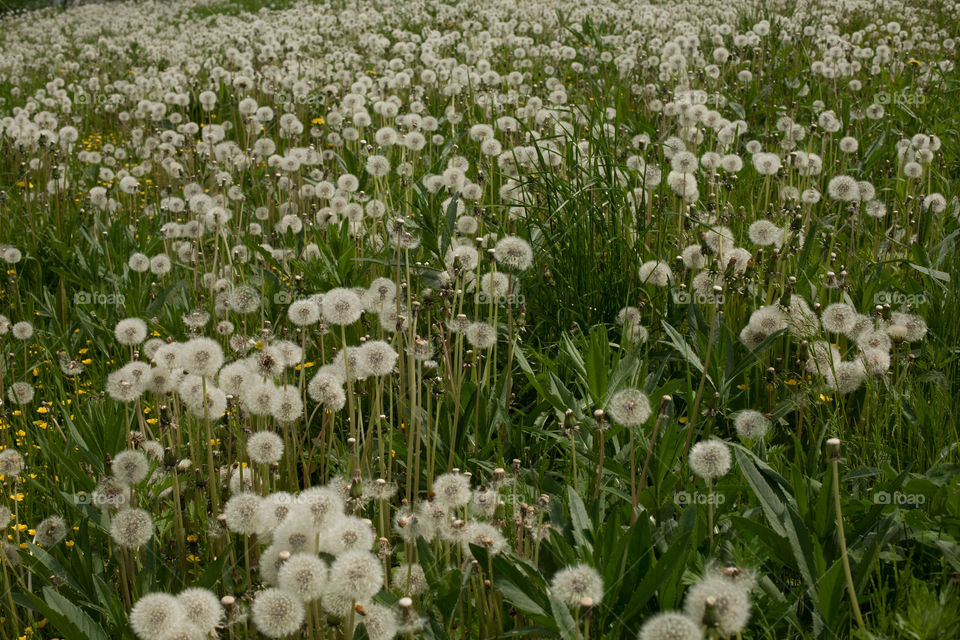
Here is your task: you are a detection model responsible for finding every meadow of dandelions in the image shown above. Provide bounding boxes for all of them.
[0,0,958,637]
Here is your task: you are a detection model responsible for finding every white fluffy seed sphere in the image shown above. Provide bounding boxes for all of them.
[637,611,702,640]
[247,431,285,465]
[688,439,732,479]
[176,587,224,633]
[251,588,305,638]
[112,449,150,485]
[550,563,604,608]
[277,553,329,602]
[115,318,148,346]
[322,288,363,325]
[733,410,770,441]
[110,508,155,549]
[327,550,384,602]
[224,492,263,535]
[607,388,652,426]
[683,575,752,635]
[130,593,185,640]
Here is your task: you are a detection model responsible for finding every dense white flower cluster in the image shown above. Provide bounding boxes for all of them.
[0,0,954,637]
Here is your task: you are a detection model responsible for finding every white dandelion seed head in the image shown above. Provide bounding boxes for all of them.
[258,544,287,586]
[860,349,891,376]
[355,603,399,640]
[218,360,253,396]
[241,379,279,416]
[857,329,891,353]
[748,305,787,338]
[128,253,150,272]
[827,175,860,202]
[322,288,363,325]
[178,337,224,378]
[327,550,384,602]
[461,521,507,556]
[277,553,328,602]
[318,515,376,555]
[493,235,533,271]
[805,340,841,375]
[34,515,67,547]
[784,296,820,336]
[465,321,498,349]
[272,506,319,554]
[392,562,429,595]
[112,449,150,485]
[115,318,148,346]
[130,593,185,640]
[358,340,399,377]
[287,299,321,326]
[821,302,856,334]
[681,244,706,269]
[688,439,732,479]
[229,285,261,315]
[11,321,34,341]
[251,588,305,639]
[176,587,224,634]
[890,312,927,342]
[152,342,182,371]
[637,611,702,640]
[432,472,472,509]
[155,622,203,640]
[307,371,346,410]
[251,346,286,378]
[8,381,34,405]
[224,492,263,535]
[639,260,673,287]
[110,508,154,549]
[827,360,867,394]
[845,314,875,342]
[106,368,144,403]
[550,563,604,608]
[733,410,770,441]
[256,492,297,537]
[247,431,285,465]
[394,506,437,543]
[702,226,735,257]
[683,575,751,635]
[747,220,781,247]
[270,384,303,424]
[607,388,652,427]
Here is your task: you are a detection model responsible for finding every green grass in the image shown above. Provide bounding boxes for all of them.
[0,0,958,638]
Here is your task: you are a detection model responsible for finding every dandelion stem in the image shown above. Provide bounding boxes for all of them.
[681,305,719,469]
[830,442,867,632]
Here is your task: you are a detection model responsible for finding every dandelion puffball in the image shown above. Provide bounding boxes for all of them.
[110,508,155,549]
[550,563,604,608]
[251,588,306,638]
[688,439,732,479]
[247,431,285,465]
[638,611,702,640]
[607,388,652,426]
[130,593,185,640]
